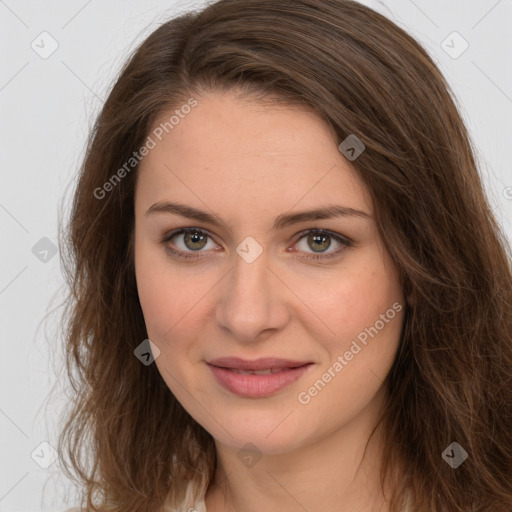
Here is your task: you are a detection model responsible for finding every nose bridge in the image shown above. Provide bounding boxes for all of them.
[216,239,287,341]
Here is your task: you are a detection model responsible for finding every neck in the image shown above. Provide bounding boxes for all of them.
[205,386,397,512]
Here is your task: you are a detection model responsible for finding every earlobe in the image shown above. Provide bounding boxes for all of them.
[404,291,415,309]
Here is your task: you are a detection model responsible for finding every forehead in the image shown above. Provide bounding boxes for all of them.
[135,90,372,219]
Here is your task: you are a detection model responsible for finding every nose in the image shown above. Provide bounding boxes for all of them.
[215,247,290,343]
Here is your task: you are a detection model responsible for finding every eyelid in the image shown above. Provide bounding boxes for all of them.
[292,226,352,245]
[161,227,220,247]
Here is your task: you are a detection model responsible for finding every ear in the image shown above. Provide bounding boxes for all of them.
[405,291,415,308]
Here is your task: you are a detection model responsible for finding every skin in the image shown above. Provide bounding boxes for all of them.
[134,89,406,512]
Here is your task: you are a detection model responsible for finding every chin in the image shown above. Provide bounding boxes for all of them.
[206,410,311,455]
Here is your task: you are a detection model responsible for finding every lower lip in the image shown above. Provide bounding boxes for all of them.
[207,363,313,397]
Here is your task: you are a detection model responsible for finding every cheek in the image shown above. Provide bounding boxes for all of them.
[135,254,169,335]
[134,238,214,357]
[134,238,184,343]
[300,259,401,348]
[134,249,196,392]
[332,273,403,381]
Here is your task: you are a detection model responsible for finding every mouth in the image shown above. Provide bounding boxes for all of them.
[206,358,314,397]
[220,367,295,375]
[207,356,311,371]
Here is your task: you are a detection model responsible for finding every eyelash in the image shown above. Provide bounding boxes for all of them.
[161,226,352,262]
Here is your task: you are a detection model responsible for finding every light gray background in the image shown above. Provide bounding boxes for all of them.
[1,0,511,510]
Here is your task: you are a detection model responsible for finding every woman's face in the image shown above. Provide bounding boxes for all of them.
[134,89,405,454]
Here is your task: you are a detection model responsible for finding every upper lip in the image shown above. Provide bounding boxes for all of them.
[207,357,311,371]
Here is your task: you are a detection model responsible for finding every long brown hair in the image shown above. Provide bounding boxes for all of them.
[57,0,512,510]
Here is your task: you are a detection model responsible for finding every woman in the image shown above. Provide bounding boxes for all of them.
[58,0,512,511]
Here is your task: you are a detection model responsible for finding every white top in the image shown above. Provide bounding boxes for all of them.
[179,481,207,511]
[167,481,412,511]
[64,481,414,511]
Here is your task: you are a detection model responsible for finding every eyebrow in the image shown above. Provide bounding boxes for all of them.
[145,201,371,231]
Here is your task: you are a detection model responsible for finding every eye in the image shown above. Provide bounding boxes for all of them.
[161,227,352,261]
[162,228,219,260]
[292,227,351,260]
